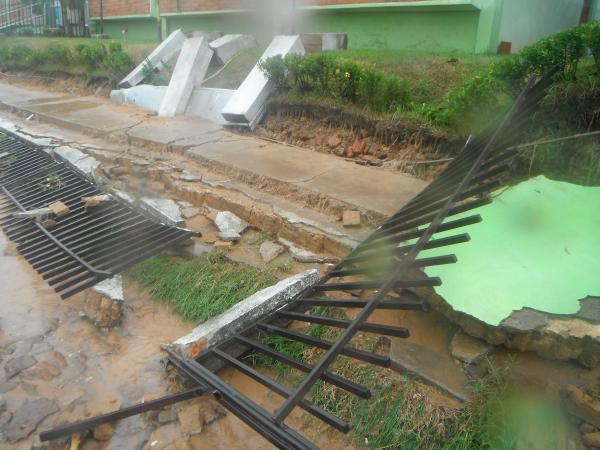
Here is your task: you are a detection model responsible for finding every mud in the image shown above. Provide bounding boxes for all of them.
[255,102,462,180]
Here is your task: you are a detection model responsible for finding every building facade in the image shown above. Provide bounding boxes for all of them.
[87,0,600,53]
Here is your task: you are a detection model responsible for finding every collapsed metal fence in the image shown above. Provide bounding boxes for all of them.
[39,73,555,449]
[0,129,195,299]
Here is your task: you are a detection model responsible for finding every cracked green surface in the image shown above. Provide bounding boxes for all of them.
[424,176,600,326]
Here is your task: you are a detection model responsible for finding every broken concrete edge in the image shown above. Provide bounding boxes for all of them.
[422,287,600,368]
[83,275,124,328]
[169,269,319,359]
[119,29,186,88]
[52,145,101,179]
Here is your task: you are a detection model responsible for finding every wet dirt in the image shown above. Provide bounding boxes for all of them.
[254,114,453,181]
[0,227,282,449]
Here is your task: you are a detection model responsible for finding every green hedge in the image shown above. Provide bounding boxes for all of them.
[260,53,411,114]
[0,41,134,82]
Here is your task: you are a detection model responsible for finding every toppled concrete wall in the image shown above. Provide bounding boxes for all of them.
[209,34,258,65]
[186,87,235,125]
[119,29,186,88]
[174,269,318,358]
[159,37,214,118]
[222,35,305,128]
[110,85,167,112]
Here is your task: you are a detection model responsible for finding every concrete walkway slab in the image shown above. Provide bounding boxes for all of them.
[0,81,427,219]
[186,140,426,216]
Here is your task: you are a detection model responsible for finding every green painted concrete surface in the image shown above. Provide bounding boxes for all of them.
[425,176,600,326]
[100,18,160,43]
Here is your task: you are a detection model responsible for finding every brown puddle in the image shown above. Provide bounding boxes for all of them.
[0,228,281,449]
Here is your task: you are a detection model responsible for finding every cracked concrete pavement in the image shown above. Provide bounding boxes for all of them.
[0,81,426,220]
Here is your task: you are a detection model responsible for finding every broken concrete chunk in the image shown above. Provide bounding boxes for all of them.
[84,276,124,328]
[120,29,186,88]
[449,331,491,365]
[175,269,319,356]
[41,218,56,229]
[278,238,337,264]
[222,35,305,127]
[48,201,70,217]
[181,207,200,219]
[81,194,111,209]
[139,197,185,227]
[259,241,285,263]
[159,37,214,118]
[209,34,258,65]
[179,173,202,182]
[13,207,52,220]
[342,210,361,227]
[214,211,247,241]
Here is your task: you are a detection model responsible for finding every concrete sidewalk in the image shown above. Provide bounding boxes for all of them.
[0,82,426,219]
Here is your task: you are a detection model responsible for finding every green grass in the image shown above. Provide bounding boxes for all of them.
[128,252,277,323]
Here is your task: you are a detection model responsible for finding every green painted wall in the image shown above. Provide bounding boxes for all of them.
[100,18,159,43]
[94,5,482,51]
[299,9,480,52]
[498,0,583,52]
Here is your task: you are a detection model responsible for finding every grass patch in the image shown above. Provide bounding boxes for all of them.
[128,252,276,323]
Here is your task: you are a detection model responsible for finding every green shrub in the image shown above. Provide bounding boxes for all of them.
[260,52,411,114]
[103,50,134,78]
[75,42,107,68]
[0,45,34,70]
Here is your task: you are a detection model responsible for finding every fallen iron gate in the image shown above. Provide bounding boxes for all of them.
[0,129,195,299]
[39,73,555,449]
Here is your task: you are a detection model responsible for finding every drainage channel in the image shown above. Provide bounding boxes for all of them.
[0,128,196,299]
[39,73,555,449]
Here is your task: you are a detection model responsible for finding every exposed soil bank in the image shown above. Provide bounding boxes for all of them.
[255,99,464,180]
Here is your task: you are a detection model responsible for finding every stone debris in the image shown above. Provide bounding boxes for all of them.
[449,331,492,365]
[565,385,600,428]
[81,194,111,209]
[181,207,200,219]
[5,398,58,442]
[93,423,114,441]
[4,355,37,379]
[41,218,56,229]
[48,201,70,217]
[158,409,178,424]
[83,275,124,328]
[222,35,305,127]
[53,145,101,177]
[278,238,337,264]
[209,34,257,65]
[342,210,361,227]
[179,173,203,182]
[120,29,186,88]
[259,241,285,263]
[159,37,214,117]
[214,211,248,241]
[12,207,52,220]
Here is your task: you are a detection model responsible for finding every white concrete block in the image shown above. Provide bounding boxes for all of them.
[189,31,224,41]
[222,35,305,126]
[93,275,124,302]
[110,85,167,112]
[209,34,258,65]
[185,87,235,125]
[159,37,214,118]
[174,269,319,349]
[119,29,186,88]
[322,33,348,51]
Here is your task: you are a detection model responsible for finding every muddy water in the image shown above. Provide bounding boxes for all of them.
[0,229,286,449]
